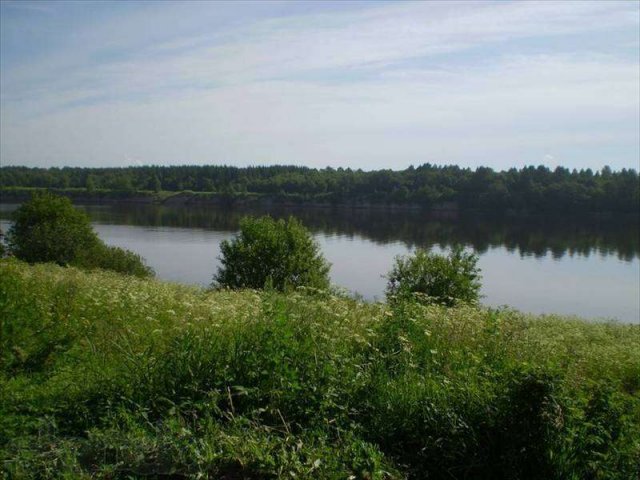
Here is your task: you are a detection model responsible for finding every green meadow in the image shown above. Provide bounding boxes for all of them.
[1,259,639,479]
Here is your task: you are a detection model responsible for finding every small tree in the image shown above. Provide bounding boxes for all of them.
[386,246,481,306]
[8,192,99,265]
[214,216,330,291]
[152,174,162,193]
[86,174,96,192]
[7,192,153,277]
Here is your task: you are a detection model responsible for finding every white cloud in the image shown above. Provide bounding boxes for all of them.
[1,0,638,169]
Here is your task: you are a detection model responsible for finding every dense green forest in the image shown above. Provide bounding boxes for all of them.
[1,164,638,213]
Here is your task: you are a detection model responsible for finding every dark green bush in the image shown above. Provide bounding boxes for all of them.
[7,192,153,278]
[8,191,98,265]
[74,243,154,278]
[564,383,640,480]
[386,246,481,306]
[213,215,330,291]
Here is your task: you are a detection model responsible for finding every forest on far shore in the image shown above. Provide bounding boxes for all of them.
[1,163,638,213]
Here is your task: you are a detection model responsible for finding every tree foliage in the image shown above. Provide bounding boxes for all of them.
[75,243,154,278]
[8,192,99,265]
[214,216,330,291]
[7,192,153,277]
[386,246,481,306]
[1,163,638,213]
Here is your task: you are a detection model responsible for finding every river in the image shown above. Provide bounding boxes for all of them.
[1,203,638,323]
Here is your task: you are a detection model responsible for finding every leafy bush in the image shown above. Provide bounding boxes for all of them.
[214,215,330,291]
[7,192,153,277]
[386,246,481,306]
[7,191,99,265]
[74,243,154,278]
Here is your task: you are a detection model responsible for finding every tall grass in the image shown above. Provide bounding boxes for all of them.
[1,259,638,479]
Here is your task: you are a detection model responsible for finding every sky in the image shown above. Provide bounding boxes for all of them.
[1,0,639,171]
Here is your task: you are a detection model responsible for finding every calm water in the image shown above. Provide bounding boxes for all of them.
[1,203,638,323]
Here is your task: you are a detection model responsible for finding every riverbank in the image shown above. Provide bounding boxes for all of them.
[0,187,447,211]
[2,259,639,478]
[4,186,639,218]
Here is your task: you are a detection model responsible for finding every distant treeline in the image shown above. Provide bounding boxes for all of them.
[1,164,638,213]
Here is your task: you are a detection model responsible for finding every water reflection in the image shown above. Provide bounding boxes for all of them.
[68,204,639,262]
[1,203,638,322]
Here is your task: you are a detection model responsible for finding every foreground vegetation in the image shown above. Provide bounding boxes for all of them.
[1,260,638,479]
[2,163,638,213]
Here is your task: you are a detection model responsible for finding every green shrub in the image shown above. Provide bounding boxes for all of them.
[7,192,153,278]
[74,243,154,278]
[213,215,330,291]
[7,191,99,265]
[386,246,481,306]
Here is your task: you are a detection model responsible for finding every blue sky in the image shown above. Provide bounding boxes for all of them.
[1,0,638,170]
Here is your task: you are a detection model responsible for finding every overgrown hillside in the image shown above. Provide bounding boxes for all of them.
[1,260,639,479]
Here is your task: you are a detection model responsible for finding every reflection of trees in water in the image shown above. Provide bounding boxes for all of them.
[74,205,640,262]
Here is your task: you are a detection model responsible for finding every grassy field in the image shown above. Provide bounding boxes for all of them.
[1,259,639,479]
